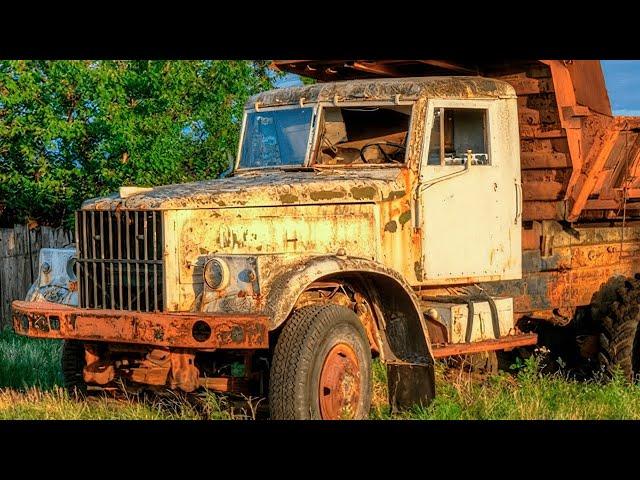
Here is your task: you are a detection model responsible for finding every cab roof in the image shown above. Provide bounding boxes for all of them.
[246,76,516,109]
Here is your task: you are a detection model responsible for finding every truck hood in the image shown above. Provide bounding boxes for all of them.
[82,168,409,211]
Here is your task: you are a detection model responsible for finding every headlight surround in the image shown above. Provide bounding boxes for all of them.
[204,258,230,290]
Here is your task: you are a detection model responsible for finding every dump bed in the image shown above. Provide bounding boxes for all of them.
[273,60,640,223]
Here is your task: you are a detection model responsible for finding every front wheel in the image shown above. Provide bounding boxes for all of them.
[269,304,372,420]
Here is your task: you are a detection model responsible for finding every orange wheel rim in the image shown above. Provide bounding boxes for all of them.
[318,343,361,419]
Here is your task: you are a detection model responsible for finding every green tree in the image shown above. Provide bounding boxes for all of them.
[0,60,276,228]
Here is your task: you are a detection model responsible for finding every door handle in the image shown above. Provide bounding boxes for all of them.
[514,181,522,224]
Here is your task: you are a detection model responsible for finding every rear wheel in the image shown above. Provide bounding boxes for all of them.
[269,304,372,420]
[61,340,87,398]
[593,275,640,381]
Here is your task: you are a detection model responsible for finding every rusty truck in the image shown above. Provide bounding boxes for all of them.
[12,60,640,419]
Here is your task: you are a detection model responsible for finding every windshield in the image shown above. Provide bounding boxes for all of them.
[238,107,314,169]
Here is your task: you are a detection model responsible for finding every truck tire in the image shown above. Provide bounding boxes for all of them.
[61,340,87,398]
[269,304,372,420]
[593,274,640,381]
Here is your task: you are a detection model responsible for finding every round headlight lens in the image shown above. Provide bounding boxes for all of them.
[204,258,229,290]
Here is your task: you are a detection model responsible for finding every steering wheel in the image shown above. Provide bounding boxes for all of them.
[359,141,406,164]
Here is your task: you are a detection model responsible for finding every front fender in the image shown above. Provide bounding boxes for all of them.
[264,255,433,358]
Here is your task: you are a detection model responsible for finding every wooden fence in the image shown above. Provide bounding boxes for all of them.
[0,225,73,329]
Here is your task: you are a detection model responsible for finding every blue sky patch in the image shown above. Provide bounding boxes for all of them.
[602,60,640,116]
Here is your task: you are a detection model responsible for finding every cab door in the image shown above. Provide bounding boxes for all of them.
[418,98,522,282]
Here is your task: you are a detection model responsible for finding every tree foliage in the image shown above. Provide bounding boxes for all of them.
[0,60,276,228]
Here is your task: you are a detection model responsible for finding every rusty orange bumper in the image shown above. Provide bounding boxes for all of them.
[11,300,269,349]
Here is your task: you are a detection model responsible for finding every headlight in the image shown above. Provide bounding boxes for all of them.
[204,258,229,290]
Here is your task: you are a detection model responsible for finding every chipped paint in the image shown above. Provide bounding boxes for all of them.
[279,193,299,204]
[414,261,424,282]
[398,211,412,227]
[309,189,346,201]
[384,220,398,233]
[82,169,403,211]
[351,186,377,200]
[383,190,407,202]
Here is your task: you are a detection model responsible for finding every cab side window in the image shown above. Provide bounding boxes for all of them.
[427,108,489,166]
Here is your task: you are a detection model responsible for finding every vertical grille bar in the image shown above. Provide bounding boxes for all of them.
[143,213,149,311]
[99,211,106,309]
[108,210,115,309]
[91,212,99,308]
[125,210,132,310]
[82,211,90,308]
[153,212,158,312]
[134,212,140,311]
[91,212,98,308]
[157,212,165,310]
[117,211,123,309]
[76,211,82,309]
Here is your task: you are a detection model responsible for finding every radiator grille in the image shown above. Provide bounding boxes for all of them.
[76,210,164,312]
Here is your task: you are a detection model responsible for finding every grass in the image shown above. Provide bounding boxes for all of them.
[0,328,252,420]
[3,327,640,419]
[370,355,640,420]
[0,328,63,390]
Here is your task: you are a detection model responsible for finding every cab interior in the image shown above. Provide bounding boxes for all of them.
[314,105,412,166]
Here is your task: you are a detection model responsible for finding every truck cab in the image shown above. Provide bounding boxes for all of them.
[12,76,536,419]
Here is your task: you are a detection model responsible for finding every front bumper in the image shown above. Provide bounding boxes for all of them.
[12,300,269,349]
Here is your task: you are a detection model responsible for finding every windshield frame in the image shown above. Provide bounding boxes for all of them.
[235,104,320,172]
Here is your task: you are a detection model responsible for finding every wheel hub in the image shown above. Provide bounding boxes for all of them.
[318,343,361,419]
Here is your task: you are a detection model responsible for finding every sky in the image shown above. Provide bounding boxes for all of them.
[276,61,640,116]
[602,60,640,116]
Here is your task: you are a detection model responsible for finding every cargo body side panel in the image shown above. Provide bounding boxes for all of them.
[481,220,640,319]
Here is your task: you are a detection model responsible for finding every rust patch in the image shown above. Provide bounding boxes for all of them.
[318,343,362,419]
[431,333,538,357]
[11,300,269,350]
[414,261,424,281]
[384,220,398,233]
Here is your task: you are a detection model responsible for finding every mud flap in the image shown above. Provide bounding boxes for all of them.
[387,360,436,414]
